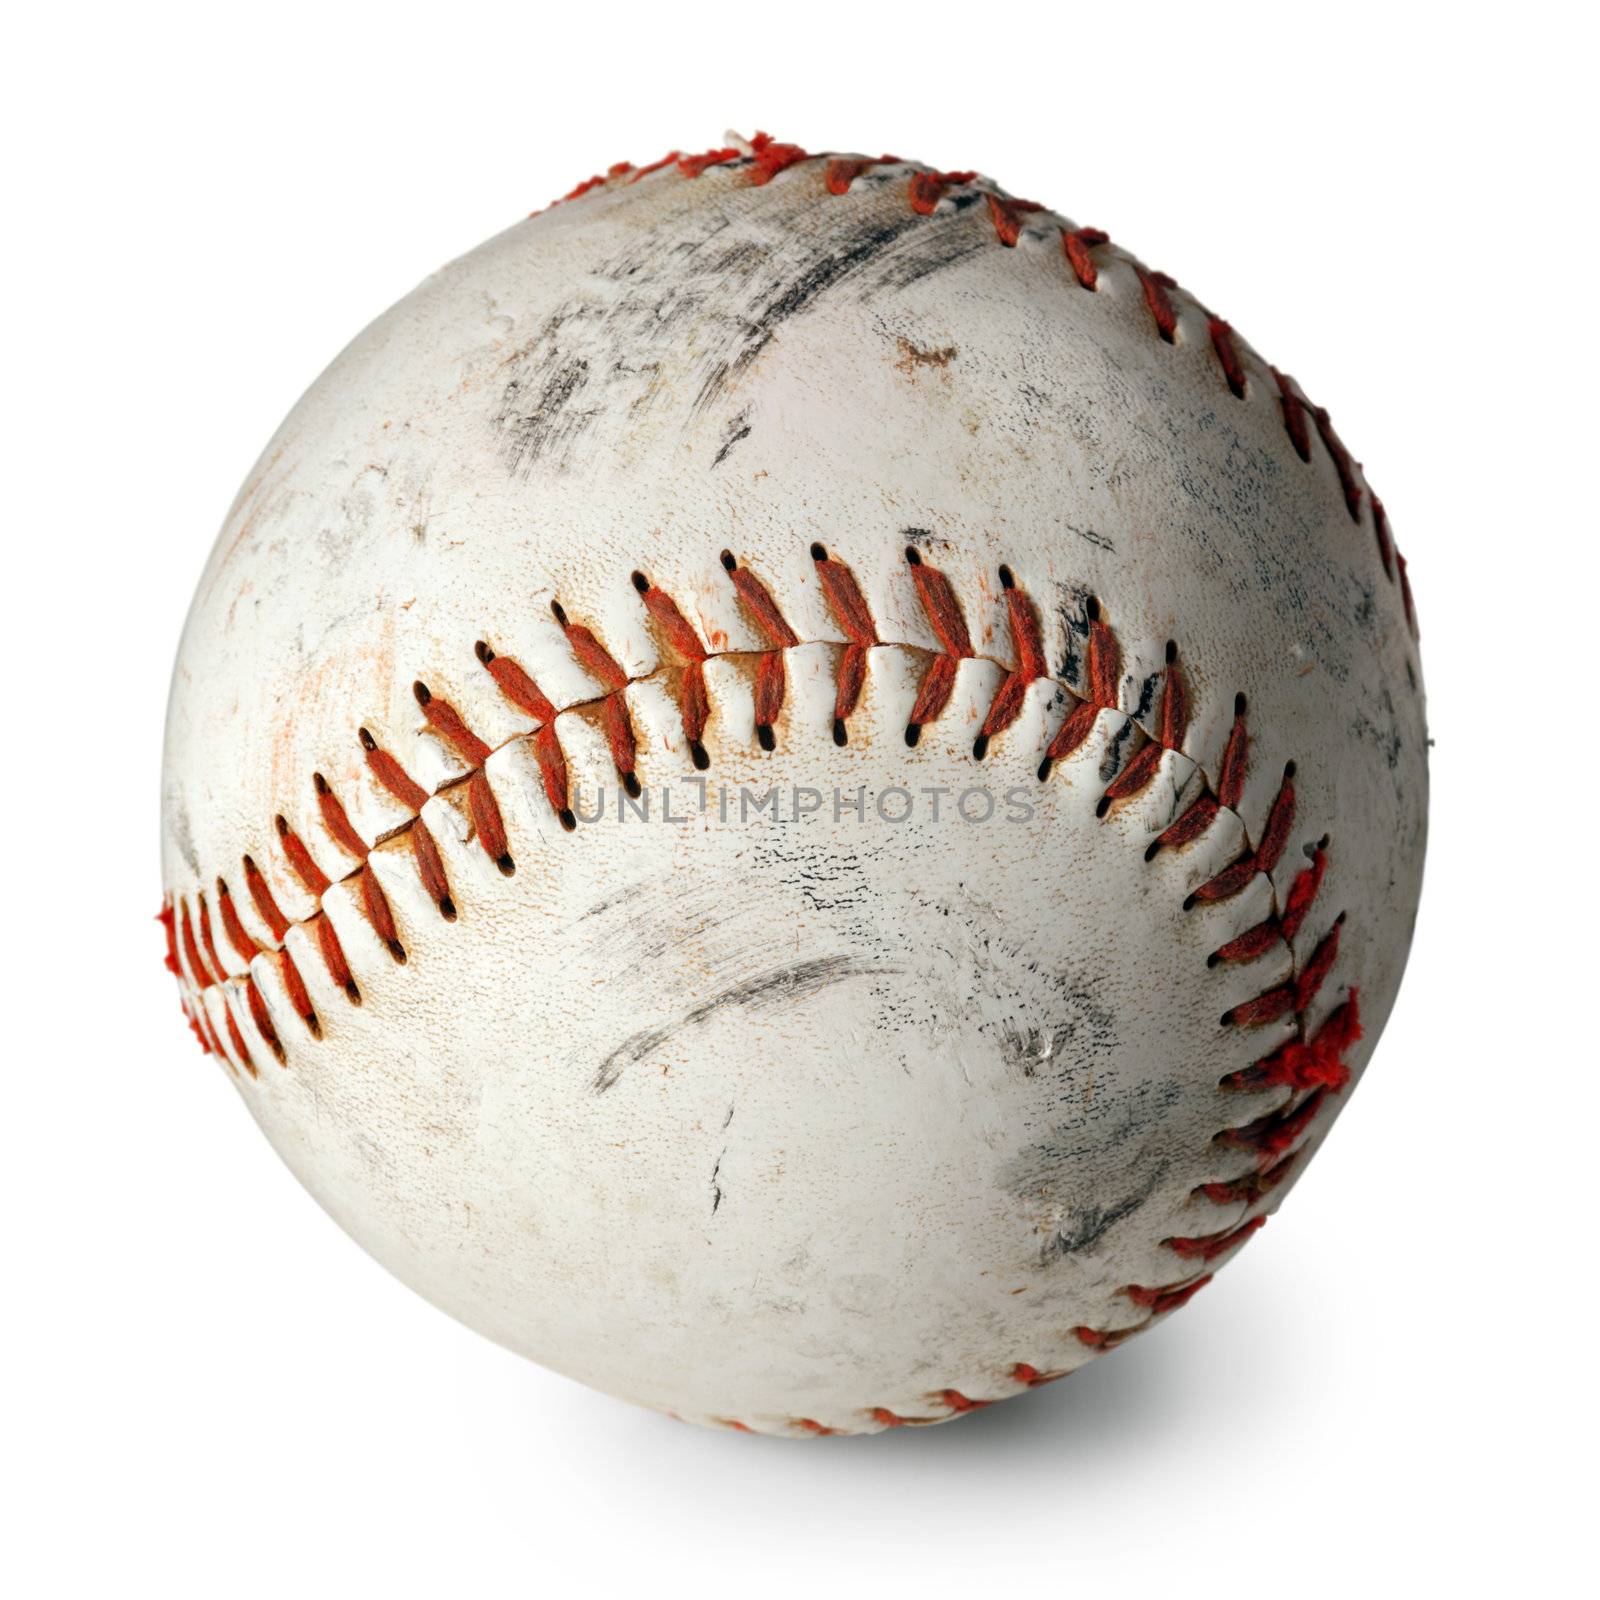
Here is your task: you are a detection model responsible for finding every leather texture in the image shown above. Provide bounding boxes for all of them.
[161,142,1427,1433]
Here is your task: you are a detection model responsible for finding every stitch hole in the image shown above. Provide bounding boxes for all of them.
[756,723,776,752]
[1144,838,1162,862]
[690,740,710,771]
[1234,692,1247,718]
[386,939,407,964]
[972,733,989,761]
[1206,950,1221,968]
[358,726,378,751]
[1037,756,1053,782]
[997,564,1015,590]
[274,814,290,836]
[720,550,737,571]
[904,723,922,748]
[904,547,922,567]
[1095,795,1112,818]
[475,639,495,664]
[558,810,577,833]
[631,571,650,594]
[1284,760,1297,780]
[810,542,828,562]
[1165,639,1178,664]
[551,599,568,627]
[438,895,457,921]
[833,719,848,747]
[622,772,642,799]
[1183,891,1199,911]
[413,681,431,707]
[344,979,362,1004]
[1085,595,1101,622]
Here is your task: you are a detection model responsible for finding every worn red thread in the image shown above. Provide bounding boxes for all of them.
[812,544,880,742]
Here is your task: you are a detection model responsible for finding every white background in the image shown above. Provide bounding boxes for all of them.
[5,3,1594,1594]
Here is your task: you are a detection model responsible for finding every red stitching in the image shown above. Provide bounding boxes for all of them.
[245,974,283,1062]
[314,912,358,1001]
[158,901,180,976]
[277,947,318,1035]
[215,879,259,962]
[1041,598,1121,772]
[242,854,290,942]
[908,169,977,215]
[275,813,331,895]
[902,547,975,744]
[973,565,1048,757]
[1198,1150,1297,1207]
[196,894,226,982]
[223,1003,256,1077]
[986,192,1044,247]
[1136,267,1180,343]
[812,543,880,743]
[722,550,797,748]
[1221,996,1362,1094]
[1062,226,1108,288]
[359,727,430,811]
[314,773,369,863]
[1164,1213,1267,1261]
[634,572,712,766]
[1218,1087,1329,1162]
[1125,1275,1212,1314]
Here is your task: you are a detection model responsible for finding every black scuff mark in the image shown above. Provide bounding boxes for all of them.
[497,356,594,477]
[998,1076,1183,1240]
[1131,669,1160,724]
[712,411,752,467]
[574,879,655,924]
[593,954,895,1092]
[710,1150,725,1215]
[1042,1163,1168,1262]
[693,214,926,413]
[868,231,988,293]
[1067,523,1115,553]
[1099,715,1138,783]
[1054,583,1095,687]
[998,997,1118,1080]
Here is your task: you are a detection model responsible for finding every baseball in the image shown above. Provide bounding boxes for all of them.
[159,131,1427,1434]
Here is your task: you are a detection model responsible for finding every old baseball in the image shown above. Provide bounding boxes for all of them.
[160,132,1427,1433]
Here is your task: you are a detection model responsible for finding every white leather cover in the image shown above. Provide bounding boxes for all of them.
[160,137,1427,1433]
